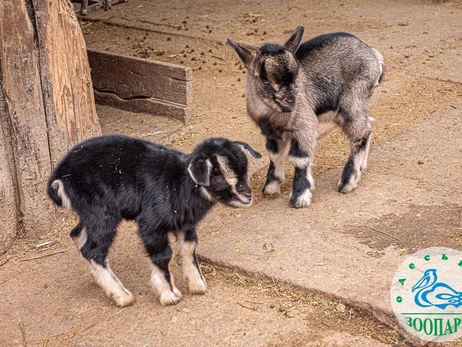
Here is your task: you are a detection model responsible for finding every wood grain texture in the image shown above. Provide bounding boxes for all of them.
[94,91,189,122]
[0,0,101,242]
[0,0,54,242]
[0,68,20,254]
[88,49,193,106]
[34,0,101,166]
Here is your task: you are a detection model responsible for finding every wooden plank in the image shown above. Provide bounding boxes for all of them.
[0,0,54,240]
[94,91,188,122]
[0,73,20,254]
[34,0,101,167]
[87,49,193,105]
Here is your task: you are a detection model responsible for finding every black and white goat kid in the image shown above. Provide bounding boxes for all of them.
[47,135,261,306]
[228,27,385,207]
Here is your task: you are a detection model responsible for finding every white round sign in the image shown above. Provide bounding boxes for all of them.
[391,247,462,342]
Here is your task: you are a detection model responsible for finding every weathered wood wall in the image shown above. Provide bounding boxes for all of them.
[0,0,101,253]
[34,0,101,166]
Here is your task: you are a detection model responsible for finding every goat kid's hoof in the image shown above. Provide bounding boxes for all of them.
[289,190,312,208]
[188,278,207,295]
[337,178,359,194]
[112,290,135,307]
[159,289,182,306]
[263,181,281,196]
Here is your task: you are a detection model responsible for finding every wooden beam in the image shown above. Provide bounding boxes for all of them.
[94,90,189,122]
[1,0,101,244]
[87,49,192,122]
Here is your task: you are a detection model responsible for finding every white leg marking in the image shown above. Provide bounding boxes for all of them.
[307,167,315,191]
[263,180,281,195]
[288,156,309,169]
[290,189,312,208]
[179,234,207,295]
[268,152,286,182]
[72,227,87,251]
[89,259,135,307]
[338,154,362,193]
[360,134,372,171]
[51,179,72,209]
[290,165,314,208]
[150,264,182,306]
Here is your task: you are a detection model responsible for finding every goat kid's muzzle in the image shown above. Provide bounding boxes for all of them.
[275,97,296,113]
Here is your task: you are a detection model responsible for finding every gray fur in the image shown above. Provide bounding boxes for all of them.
[228,27,385,207]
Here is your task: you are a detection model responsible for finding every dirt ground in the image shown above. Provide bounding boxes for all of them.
[1,0,462,346]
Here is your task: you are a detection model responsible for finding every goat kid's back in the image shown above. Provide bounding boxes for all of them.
[228,27,384,208]
[48,135,261,307]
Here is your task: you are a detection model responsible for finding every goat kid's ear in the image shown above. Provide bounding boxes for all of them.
[234,141,262,159]
[284,26,304,53]
[188,155,213,187]
[227,39,254,68]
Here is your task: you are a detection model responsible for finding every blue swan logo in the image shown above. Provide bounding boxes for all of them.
[412,268,462,309]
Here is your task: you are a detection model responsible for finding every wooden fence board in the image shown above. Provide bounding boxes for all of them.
[88,49,192,122]
[94,90,189,122]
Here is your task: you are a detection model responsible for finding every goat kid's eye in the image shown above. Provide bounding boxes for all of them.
[236,183,247,192]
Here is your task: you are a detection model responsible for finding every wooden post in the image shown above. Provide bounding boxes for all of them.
[0,0,101,253]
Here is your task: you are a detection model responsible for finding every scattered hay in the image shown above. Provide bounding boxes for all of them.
[200,263,410,346]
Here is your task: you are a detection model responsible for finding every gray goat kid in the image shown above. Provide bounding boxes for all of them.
[227,27,385,208]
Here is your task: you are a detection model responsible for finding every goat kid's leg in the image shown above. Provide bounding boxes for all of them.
[138,227,182,306]
[263,138,290,195]
[359,120,373,171]
[150,244,182,306]
[288,137,315,208]
[74,222,135,307]
[179,229,207,295]
[338,116,373,193]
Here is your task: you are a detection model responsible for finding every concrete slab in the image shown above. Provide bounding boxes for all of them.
[0,229,396,346]
[408,42,462,84]
[371,102,462,192]
[198,103,462,340]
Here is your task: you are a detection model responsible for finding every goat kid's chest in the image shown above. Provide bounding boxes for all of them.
[247,93,294,141]
[248,106,293,141]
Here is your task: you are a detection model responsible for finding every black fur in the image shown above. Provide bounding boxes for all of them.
[259,43,286,56]
[69,223,83,238]
[47,135,260,303]
[289,167,311,207]
[295,32,358,57]
[263,161,280,191]
[358,134,370,151]
[266,138,278,154]
[312,76,344,116]
[258,117,284,139]
[289,138,308,158]
[338,156,356,192]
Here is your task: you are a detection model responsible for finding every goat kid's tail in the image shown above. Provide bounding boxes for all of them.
[47,179,72,209]
[372,48,385,86]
